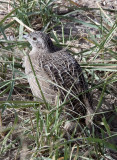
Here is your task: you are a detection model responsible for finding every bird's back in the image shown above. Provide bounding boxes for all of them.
[38,50,92,117]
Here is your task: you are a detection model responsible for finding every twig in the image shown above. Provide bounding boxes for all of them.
[13,17,34,32]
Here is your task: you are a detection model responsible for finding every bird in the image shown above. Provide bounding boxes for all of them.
[23,31,93,132]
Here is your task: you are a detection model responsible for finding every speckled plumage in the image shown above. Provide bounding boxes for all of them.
[23,31,93,127]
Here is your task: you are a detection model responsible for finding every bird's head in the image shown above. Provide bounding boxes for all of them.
[23,31,55,52]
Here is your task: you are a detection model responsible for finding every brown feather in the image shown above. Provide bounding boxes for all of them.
[23,31,93,125]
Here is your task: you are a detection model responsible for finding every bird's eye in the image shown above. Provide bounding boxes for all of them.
[33,37,37,41]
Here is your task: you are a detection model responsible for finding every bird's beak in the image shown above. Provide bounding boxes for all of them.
[23,34,28,39]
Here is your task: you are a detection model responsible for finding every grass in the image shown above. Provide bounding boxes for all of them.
[0,0,117,159]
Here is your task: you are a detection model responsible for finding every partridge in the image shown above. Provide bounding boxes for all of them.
[23,31,93,131]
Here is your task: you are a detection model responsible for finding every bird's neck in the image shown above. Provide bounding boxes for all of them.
[29,47,49,56]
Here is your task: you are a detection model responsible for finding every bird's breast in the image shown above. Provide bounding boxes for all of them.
[24,56,57,104]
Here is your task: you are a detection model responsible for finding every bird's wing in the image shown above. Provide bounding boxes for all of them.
[39,50,92,114]
[40,51,91,115]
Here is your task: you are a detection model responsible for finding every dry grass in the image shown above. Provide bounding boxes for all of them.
[0,0,117,159]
